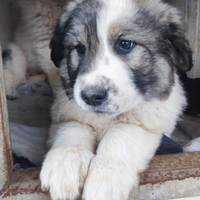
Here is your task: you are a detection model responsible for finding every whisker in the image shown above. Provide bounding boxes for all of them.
[52,97,66,109]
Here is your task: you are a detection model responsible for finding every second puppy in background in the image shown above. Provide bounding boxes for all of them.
[3,0,66,99]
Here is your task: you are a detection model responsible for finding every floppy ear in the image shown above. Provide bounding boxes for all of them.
[50,0,83,68]
[50,19,65,68]
[167,19,193,72]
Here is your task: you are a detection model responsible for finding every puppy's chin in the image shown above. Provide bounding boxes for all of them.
[92,108,117,118]
[93,111,116,118]
[76,101,120,118]
[87,107,117,118]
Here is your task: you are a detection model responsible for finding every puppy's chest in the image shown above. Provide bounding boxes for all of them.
[56,99,166,139]
[87,109,164,143]
[109,110,165,135]
[115,108,166,134]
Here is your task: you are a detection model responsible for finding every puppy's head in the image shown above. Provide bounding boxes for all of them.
[50,0,192,116]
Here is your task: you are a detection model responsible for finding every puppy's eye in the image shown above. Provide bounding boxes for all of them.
[76,44,86,55]
[116,40,136,54]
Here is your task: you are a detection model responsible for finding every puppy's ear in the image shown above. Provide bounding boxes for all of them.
[166,14,193,72]
[50,19,65,68]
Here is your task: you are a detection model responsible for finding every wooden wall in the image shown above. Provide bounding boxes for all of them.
[0,0,18,51]
[166,0,200,78]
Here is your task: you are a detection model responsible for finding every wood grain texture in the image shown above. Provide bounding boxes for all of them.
[0,44,13,194]
[0,0,18,50]
[166,0,200,78]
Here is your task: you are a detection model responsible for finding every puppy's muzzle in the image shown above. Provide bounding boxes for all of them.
[81,88,107,106]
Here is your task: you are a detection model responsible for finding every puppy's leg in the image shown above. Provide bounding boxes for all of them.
[40,122,96,200]
[3,43,27,100]
[83,124,162,200]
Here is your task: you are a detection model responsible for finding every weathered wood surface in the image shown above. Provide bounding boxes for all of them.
[0,45,13,195]
[166,0,200,78]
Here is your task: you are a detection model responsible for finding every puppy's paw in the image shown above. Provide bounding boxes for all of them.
[40,147,94,200]
[82,158,135,200]
[6,87,17,100]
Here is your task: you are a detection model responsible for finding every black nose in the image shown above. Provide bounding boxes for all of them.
[81,89,107,106]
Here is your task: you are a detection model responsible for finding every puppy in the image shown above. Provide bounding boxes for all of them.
[39,0,192,199]
[2,0,66,99]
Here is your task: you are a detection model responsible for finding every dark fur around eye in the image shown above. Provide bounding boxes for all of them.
[76,44,86,55]
[115,40,137,54]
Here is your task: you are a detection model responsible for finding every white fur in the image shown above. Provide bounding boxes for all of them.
[4,43,27,98]
[41,122,96,200]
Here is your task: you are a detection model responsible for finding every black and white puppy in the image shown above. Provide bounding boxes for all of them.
[40,0,192,199]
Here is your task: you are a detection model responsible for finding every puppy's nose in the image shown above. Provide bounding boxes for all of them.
[81,89,107,106]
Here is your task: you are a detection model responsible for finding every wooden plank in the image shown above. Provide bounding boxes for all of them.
[0,44,13,193]
[1,152,200,199]
[185,0,198,78]
[194,0,200,77]
[166,0,200,78]
[0,0,18,50]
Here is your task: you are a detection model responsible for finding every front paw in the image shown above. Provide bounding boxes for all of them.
[40,147,94,200]
[82,158,136,200]
[6,86,17,100]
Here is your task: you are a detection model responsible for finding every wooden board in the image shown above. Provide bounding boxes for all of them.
[166,0,200,78]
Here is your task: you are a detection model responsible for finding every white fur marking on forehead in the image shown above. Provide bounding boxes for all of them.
[99,0,136,23]
[97,0,138,48]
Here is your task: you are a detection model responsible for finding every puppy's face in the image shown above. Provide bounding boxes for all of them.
[51,0,192,116]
